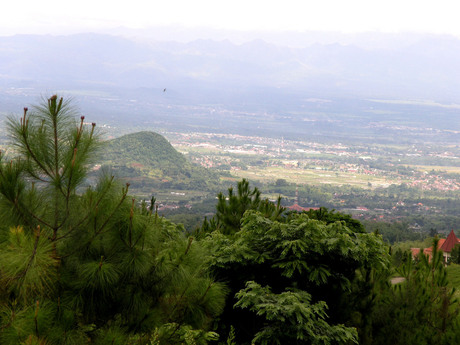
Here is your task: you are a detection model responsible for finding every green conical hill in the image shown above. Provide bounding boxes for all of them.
[105,131,186,169]
[100,131,218,190]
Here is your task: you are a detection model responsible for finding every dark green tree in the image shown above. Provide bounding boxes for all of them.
[370,239,460,345]
[449,244,460,264]
[204,210,389,344]
[207,179,283,235]
[301,207,365,233]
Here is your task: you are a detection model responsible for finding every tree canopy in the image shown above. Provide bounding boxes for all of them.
[203,210,388,344]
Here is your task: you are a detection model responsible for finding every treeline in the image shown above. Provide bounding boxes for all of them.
[262,179,460,213]
[263,180,460,235]
[0,96,459,344]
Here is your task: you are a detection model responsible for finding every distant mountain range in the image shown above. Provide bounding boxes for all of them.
[1,32,460,102]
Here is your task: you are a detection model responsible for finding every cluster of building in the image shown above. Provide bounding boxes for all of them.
[407,174,460,191]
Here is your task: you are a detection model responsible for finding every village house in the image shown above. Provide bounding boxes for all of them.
[411,230,460,263]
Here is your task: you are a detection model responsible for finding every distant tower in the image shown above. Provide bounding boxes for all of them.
[295,185,299,204]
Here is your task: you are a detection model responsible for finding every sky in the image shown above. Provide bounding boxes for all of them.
[1,0,460,37]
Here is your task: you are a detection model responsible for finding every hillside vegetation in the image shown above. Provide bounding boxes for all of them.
[100,131,221,192]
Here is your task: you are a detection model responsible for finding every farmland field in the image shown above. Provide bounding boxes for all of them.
[231,165,393,188]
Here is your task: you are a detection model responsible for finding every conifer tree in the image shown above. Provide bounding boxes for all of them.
[370,238,460,344]
[0,96,226,345]
[206,179,284,235]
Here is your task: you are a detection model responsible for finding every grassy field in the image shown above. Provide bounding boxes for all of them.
[136,189,211,203]
[232,166,394,188]
[447,264,460,289]
[411,165,460,174]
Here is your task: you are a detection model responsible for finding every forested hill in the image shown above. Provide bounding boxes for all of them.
[100,131,220,191]
[105,131,187,168]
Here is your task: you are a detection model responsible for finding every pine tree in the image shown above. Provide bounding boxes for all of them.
[371,238,460,344]
[206,179,284,235]
[0,95,110,302]
[0,96,226,345]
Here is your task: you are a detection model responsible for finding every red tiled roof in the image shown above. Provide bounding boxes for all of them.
[411,238,447,260]
[411,248,421,257]
[440,230,460,253]
[411,247,435,257]
[287,204,320,212]
[438,238,446,249]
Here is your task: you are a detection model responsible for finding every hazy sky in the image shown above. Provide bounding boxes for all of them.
[1,0,459,36]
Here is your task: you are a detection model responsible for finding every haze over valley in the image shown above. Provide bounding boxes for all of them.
[1,29,459,236]
[1,31,460,143]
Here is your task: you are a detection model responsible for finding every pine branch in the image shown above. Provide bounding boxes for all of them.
[60,183,130,257]
[19,107,53,178]
[10,227,47,298]
[9,194,54,230]
[93,184,130,235]
[55,175,116,241]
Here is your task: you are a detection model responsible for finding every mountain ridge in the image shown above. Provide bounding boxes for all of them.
[1,32,460,101]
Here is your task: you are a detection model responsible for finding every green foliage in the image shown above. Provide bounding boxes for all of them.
[223,325,237,345]
[446,264,460,288]
[148,323,219,345]
[100,131,220,191]
[0,226,57,301]
[106,131,187,167]
[301,207,366,233]
[449,244,460,264]
[362,220,424,244]
[370,239,460,345]
[215,179,262,234]
[2,96,459,345]
[205,210,388,344]
[207,179,284,235]
[235,281,357,345]
[390,237,433,254]
[0,96,226,345]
